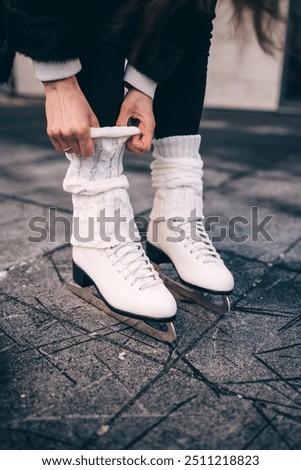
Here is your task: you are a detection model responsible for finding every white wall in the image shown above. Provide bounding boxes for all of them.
[14,54,44,96]
[204,0,287,110]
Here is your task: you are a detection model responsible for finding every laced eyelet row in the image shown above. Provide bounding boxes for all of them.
[106,242,162,290]
[176,219,221,263]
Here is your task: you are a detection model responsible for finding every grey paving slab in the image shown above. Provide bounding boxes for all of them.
[0,199,70,269]
[126,399,262,450]
[221,252,268,302]
[126,170,154,215]
[0,415,127,450]
[203,166,235,189]
[275,238,301,272]
[0,143,52,167]
[200,109,301,173]
[265,412,301,450]
[0,295,87,351]
[0,252,139,350]
[204,191,301,263]
[83,369,205,449]
[235,267,301,315]
[0,348,75,424]
[217,170,301,219]
[94,370,264,450]
[180,312,295,397]
[86,416,161,450]
[0,422,79,450]
[52,339,164,395]
[0,145,69,206]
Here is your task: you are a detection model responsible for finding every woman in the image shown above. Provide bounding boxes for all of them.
[0,0,282,322]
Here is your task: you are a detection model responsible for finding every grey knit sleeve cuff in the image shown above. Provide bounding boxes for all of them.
[33,59,82,82]
[124,64,157,99]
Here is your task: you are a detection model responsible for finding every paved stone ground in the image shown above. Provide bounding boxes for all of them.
[0,97,301,450]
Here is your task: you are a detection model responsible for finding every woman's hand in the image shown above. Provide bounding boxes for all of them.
[116,88,155,155]
[44,76,99,157]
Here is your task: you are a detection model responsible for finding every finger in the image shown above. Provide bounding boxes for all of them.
[139,133,153,152]
[48,128,69,153]
[49,137,64,153]
[48,131,72,154]
[116,107,130,127]
[138,121,154,151]
[90,114,100,128]
[132,134,146,151]
[78,130,94,158]
[55,136,74,154]
[130,131,152,154]
[126,138,143,155]
[68,137,81,156]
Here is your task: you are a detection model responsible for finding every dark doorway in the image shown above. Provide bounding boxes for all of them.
[280,0,301,111]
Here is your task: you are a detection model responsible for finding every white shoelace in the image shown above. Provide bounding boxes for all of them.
[107,241,162,290]
[176,218,222,263]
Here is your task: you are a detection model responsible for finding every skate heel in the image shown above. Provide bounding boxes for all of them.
[146,242,170,265]
[72,261,93,288]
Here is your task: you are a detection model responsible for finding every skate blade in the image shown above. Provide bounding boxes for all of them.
[65,282,176,344]
[153,265,230,315]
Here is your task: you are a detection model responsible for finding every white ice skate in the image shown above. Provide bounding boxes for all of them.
[146,135,234,314]
[64,127,177,343]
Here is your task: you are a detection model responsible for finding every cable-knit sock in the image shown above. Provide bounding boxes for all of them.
[149,135,204,221]
[63,126,140,248]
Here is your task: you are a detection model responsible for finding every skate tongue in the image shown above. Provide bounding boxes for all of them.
[111,242,161,289]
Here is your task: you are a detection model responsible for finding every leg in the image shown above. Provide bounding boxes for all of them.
[77,40,125,126]
[76,1,129,126]
[64,29,177,337]
[154,5,216,138]
[147,3,234,310]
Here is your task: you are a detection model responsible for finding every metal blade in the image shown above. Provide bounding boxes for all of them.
[66,282,176,344]
[153,266,230,315]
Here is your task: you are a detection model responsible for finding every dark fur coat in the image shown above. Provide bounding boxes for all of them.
[0,0,186,84]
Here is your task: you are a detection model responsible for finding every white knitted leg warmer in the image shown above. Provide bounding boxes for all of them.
[149,135,204,221]
[63,126,140,248]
